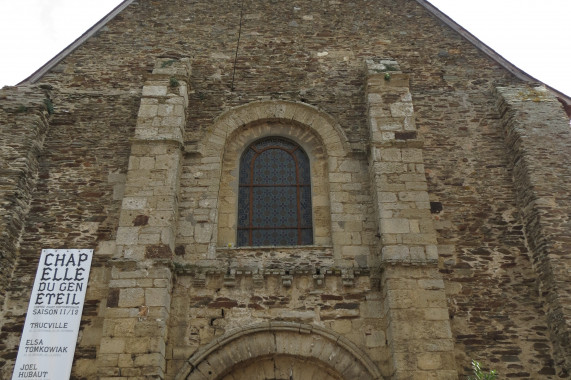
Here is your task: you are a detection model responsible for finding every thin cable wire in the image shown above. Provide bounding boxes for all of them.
[231,0,244,92]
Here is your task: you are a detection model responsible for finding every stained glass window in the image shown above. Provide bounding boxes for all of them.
[237,137,313,246]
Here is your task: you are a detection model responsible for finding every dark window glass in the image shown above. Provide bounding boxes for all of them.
[237,137,313,246]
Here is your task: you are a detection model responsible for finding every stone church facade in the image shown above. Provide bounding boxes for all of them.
[1,0,570,379]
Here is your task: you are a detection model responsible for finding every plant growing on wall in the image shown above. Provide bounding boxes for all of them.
[43,98,54,115]
[468,360,498,380]
[169,77,180,88]
[161,59,176,68]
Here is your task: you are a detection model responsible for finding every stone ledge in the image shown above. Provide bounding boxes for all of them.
[129,136,184,146]
[174,262,373,289]
[217,245,333,256]
[174,263,370,278]
[380,258,438,268]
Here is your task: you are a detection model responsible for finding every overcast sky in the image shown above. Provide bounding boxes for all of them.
[0,0,569,96]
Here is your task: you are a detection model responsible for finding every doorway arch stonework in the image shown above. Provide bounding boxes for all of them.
[175,322,383,380]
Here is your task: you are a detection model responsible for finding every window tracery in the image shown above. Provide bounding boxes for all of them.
[237,137,313,246]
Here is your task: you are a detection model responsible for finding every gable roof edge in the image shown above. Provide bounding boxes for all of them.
[416,0,571,104]
[19,0,135,85]
[18,0,570,106]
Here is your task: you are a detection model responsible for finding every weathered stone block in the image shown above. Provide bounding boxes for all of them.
[121,197,147,210]
[138,104,158,118]
[381,245,409,261]
[417,352,442,370]
[402,148,423,163]
[97,353,119,367]
[145,287,171,307]
[96,240,117,256]
[398,191,429,202]
[142,85,168,97]
[118,288,144,308]
[390,102,414,117]
[409,246,426,261]
[424,308,449,321]
[381,219,410,234]
[109,279,137,288]
[194,222,213,244]
[99,337,126,354]
[418,279,445,290]
[380,148,402,162]
[365,330,386,348]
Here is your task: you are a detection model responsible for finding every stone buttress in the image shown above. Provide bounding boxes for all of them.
[96,58,190,379]
[495,86,571,375]
[366,58,457,379]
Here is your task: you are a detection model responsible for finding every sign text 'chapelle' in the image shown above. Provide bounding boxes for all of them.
[12,249,93,380]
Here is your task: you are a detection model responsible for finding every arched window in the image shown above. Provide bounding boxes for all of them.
[237,137,313,246]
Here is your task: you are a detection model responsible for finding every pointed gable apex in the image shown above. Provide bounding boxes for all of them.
[18,0,571,105]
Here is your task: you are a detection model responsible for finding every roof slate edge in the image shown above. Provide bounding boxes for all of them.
[19,0,570,104]
[416,0,570,103]
[19,0,136,85]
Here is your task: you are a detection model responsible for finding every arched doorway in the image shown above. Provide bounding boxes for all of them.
[219,354,343,380]
[175,322,382,380]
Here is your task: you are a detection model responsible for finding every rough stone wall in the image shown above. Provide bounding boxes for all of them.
[31,0,521,143]
[495,85,571,375]
[169,270,385,378]
[0,0,569,378]
[414,79,566,377]
[0,87,137,375]
[416,85,561,376]
[0,86,50,307]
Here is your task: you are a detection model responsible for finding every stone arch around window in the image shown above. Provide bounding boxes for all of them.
[218,120,332,247]
[200,100,350,253]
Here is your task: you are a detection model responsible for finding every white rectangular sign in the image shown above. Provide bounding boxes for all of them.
[12,249,93,380]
